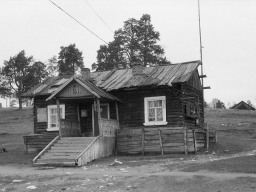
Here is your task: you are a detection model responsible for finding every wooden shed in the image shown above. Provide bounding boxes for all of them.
[230,101,255,110]
[22,60,209,166]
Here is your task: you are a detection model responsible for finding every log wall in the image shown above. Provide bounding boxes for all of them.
[111,87,184,129]
[23,133,58,152]
[33,96,78,134]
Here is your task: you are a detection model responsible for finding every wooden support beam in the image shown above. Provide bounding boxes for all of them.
[115,102,119,122]
[203,86,211,89]
[141,128,145,156]
[183,126,188,155]
[56,98,62,137]
[206,123,209,150]
[96,99,101,135]
[115,129,118,156]
[193,130,197,154]
[199,75,207,78]
[158,129,164,156]
[92,104,95,137]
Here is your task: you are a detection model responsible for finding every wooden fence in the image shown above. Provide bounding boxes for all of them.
[116,127,208,155]
[99,119,119,137]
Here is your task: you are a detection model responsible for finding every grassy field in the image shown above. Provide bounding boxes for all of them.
[0,107,256,191]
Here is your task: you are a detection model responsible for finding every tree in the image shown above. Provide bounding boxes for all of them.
[46,56,58,77]
[247,100,252,107]
[93,14,170,71]
[58,44,84,75]
[1,50,47,110]
[216,100,226,109]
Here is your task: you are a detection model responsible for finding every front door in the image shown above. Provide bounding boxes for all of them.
[80,103,93,137]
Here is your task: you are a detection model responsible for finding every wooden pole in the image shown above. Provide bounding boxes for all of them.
[96,99,101,135]
[206,123,209,150]
[193,130,197,154]
[115,102,119,122]
[115,129,118,156]
[183,126,188,155]
[158,129,164,155]
[56,98,62,137]
[77,104,82,136]
[92,104,95,137]
[141,127,145,155]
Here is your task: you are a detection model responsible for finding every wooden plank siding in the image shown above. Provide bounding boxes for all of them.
[117,127,206,155]
[110,86,184,129]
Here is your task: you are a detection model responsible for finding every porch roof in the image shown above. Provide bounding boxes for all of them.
[46,76,121,102]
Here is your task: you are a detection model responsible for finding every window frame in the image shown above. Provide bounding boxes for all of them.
[47,104,65,131]
[100,103,110,119]
[144,96,167,126]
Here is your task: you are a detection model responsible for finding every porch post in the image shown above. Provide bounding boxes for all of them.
[76,104,81,135]
[97,99,101,135]
[115,102,119,122]
[56,98,62,137]
[92,104,95,136]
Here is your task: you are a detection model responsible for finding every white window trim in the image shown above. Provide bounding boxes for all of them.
[47,104,65,131]
[100,103,110,119]
[143,96,167,126]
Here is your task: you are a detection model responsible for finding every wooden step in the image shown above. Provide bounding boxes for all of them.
[53,143,89,147]
[49,149,83,153]
[36,159,76,166]
[45,151,81,155]
[40,155,78,160]
[50,146,86,150]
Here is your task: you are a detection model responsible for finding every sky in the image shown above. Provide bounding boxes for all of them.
[0,0,256,108]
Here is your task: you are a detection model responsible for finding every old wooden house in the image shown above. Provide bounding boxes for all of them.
[23,60,208,166]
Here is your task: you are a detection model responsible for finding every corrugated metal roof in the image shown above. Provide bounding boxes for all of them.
[91,60,200,90]
[22,60,200,97]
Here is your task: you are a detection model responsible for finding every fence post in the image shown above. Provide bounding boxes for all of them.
[183,126,188,155]
[158,129,164,155]
[193,130,197,154]
[142,127,145,155]
[206,123,209,150]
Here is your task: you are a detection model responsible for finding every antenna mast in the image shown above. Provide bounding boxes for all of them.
[198,0,203,87]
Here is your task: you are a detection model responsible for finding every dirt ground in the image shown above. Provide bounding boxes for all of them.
[1,108,256,192]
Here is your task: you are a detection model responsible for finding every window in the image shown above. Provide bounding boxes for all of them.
[100,103,110,119]
[144,96,167,126]
[47,105,65,131]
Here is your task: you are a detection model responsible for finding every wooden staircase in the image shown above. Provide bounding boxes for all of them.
[33,136,98,167]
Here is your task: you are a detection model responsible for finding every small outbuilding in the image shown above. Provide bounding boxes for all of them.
[230,101,255,110]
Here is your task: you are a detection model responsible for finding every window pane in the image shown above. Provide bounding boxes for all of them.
[156,108,163,121]
[153,100,162,107]
[148,108,155,121]
[148,101,154,108]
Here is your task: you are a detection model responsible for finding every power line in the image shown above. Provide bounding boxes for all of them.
[49,0,108,44]
[84,0,113,34]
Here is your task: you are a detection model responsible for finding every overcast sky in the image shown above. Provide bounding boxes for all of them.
[0,0,256,107]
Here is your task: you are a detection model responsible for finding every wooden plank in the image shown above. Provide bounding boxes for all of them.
[183,126,188,155]
[193,130,197,154]
[56,99,61,137]
[142,128,145,155]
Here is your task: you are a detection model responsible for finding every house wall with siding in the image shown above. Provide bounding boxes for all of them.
[111,87,184,129]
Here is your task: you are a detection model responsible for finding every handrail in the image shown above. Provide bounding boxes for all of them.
[33,135,60,163]
[75,136,100,162]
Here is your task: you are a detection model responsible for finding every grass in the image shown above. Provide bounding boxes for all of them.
[0,107,33,134]
[0,107,256,168]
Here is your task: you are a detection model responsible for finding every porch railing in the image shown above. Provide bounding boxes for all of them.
[99,118,119,137]
[60,119,81,137]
